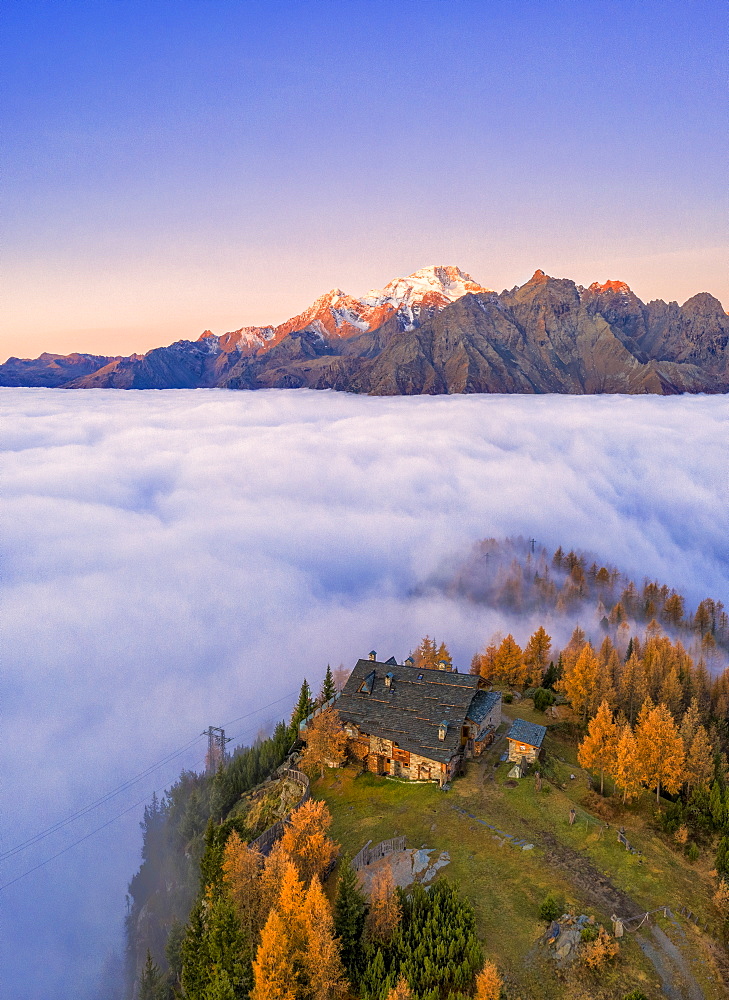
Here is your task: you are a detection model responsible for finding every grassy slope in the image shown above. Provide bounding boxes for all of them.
[313,700,724,1000]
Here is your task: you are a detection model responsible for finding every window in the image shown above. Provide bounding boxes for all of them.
[417,673,423,680]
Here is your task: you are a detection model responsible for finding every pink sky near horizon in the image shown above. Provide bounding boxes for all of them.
[4,244,727,362]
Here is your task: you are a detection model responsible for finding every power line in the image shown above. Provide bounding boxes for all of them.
[220,689,297,729]
[0,734,205,863]
[0,689,297,864]
[0,795,152,893]
[0,711,277,893]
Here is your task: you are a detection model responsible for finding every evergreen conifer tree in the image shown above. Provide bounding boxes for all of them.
[320,664,336,705]
[290,680,314,737]
[334,858,366,979]
[200,818,226,892]
[711,781,726,829]
[205,886,253,998]
[716,835,729,881]
[180,897,210,1000]
[138,950,165,1000]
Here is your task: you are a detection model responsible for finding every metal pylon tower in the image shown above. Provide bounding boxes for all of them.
[202,726,232,775]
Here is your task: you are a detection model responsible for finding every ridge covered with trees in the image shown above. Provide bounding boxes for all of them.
[442,537,728,662]
[126,543,729,998]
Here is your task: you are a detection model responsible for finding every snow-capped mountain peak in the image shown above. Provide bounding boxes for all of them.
[362,265,493,309]
[197,265,493,355]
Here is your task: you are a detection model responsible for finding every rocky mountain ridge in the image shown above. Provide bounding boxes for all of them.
[3,266,727,395]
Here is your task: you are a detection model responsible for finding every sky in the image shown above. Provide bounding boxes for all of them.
[1,387,728,998]
[2,0,727,361]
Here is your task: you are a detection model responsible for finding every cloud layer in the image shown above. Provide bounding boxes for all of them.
[1,387,727,998]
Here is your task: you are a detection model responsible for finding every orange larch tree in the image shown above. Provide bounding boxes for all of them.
[251,907,297,1000]
[474,960,503,1000]
[524,626,552,687]
[365,866,402,945]
[222,831,264,942]
[577,700,618,795]
[300,708,349,778]
[618,651,646,725]
[278,798,339,887]
[611,724,642,804]
[259,843,294,921]
[493,634,524,687]
[385,977,414,1000]
[477,642,499,683]
[302,875,348,1000]
[413,636,438,670]
[636,703,685,804]
[685,725,715,796]
[659,666,684,719]
[436,641,453,669]
[559,643,600,723]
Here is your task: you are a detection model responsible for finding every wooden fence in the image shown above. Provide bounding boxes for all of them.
[611,903,720,940]
[352,836,406,871]
[249,767,310,857]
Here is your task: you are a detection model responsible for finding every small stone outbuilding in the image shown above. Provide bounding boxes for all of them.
[506,718,546,764]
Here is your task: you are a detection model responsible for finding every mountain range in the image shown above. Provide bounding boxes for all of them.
[3,265,728,394]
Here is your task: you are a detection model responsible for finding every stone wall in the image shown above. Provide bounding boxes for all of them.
[345,725,450,783]
[507,739,539,763]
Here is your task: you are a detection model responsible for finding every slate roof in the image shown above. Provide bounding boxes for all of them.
[467,690,501,724]
[337,659,479,764]
[507,718,547,749]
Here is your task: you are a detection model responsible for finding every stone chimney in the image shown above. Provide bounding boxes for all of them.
[438,721,448,741]
[369,650,377,661]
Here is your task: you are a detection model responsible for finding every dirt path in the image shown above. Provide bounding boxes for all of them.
[638,926,704,1000]
[540,832,708,1000]
[541,831,642,919]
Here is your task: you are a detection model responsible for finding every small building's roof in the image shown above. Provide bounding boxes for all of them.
[507,718,547,749]
[337,658,479,764]
[467,690,501,725]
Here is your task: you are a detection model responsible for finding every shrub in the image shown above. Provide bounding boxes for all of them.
[674,824,689,846]
[623,992,649,1000]
[539,891,565,922]
[687,842,700,863]
[580,924,598,943]
[582,926,619,968]
[503,693,513,704]
[533,687,557,713]
[713,879,729,921]
[660,799,684,836]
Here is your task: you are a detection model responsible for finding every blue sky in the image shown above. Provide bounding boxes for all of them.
[2,1,726,357]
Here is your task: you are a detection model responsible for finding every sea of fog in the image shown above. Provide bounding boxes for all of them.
[1,387,727,998]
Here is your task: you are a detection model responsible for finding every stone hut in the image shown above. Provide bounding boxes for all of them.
[506,718,546,764]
